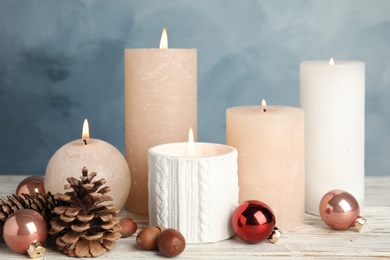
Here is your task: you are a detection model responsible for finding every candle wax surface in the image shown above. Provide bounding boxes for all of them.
[149,142,235,158]
[227,105,300,118]
[302,60,363,67]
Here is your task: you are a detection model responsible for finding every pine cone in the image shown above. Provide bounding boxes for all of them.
[49,167,121,257]
[0,192,62,237]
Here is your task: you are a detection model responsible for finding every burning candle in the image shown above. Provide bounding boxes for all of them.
[226,100,305,230]
[44,119,131,210]
[124,28,197,214]
[300,58,365,215]
[148,129,238,243]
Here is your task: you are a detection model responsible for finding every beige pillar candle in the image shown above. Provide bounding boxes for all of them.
[124,29,197,214]
[226,101,304,230]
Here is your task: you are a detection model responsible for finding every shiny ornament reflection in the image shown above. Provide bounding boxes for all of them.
[319,189,367,231]
[232,200,281,243]
[16,176,45,196]
[3,209,48,258]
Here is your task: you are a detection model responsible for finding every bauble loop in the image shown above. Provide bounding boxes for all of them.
[319,189,367,231]
[232,200,281,243]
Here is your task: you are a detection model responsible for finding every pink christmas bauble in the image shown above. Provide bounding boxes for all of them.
[3,209,48,257]
[16,176,45,196]
[319,189,366,231]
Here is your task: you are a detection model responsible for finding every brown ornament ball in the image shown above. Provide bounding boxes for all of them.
[157,228,186,257]
[319,189,366,231]
[3,209,48,258]
[16,176,45,196]
[136,226,165,250]
[119,217,137,238]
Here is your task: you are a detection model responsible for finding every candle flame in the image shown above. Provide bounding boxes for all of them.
[82,119,90,144]
[188,128,195,156]
[159,28,168,49]
[329,57,335,65]
[261,99,267,112]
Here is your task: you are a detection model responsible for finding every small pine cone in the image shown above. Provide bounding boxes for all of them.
[49,167,121,257]
[0,192,63,237]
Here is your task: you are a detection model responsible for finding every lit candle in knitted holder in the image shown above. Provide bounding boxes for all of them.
[148,130,238,243]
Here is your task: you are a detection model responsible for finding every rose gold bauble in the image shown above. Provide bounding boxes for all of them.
[319,189,366,231]
[3,209,48,258]
[16,176,45,196]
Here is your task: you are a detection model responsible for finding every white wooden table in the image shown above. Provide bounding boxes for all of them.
[1,175,389,259]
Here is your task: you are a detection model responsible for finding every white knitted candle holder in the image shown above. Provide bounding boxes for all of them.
[148,142,238,243]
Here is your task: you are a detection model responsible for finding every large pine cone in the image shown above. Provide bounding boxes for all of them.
[49,167,121,257]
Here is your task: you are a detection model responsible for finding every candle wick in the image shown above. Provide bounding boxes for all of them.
[262,108,267,112]
[82,167,88,177]
[83,139,88,145]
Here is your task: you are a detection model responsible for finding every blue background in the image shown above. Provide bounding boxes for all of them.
[0,0,389,176]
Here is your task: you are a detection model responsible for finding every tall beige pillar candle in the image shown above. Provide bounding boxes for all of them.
[124,29,197,214]
[226,101,304,230]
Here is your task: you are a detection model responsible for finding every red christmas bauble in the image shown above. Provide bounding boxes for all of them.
[232,200,276,243]
[3,209,48,258]
[319,189,366,231]
[16,176,45,196]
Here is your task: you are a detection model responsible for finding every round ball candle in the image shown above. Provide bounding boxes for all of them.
[124,28,197,214]
[45,119,130,210]
[148,139,238,243]
[226,101,304,230]
[300,59,365,215]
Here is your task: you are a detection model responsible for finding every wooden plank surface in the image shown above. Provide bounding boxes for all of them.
[0,175,389,259]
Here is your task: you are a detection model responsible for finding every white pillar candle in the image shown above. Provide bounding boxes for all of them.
[226,102,305,230]
[124,29,197,214]
[148,142,238,243]
[45,119,130,210]
[300,59,365,215]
